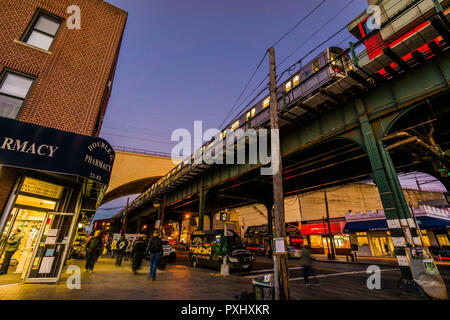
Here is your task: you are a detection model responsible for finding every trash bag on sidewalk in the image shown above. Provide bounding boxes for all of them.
[157,257,166,270]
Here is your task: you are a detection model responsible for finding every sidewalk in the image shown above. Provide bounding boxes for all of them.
[0,257,253,300]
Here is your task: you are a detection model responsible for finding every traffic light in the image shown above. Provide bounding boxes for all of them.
[219,210,228,222]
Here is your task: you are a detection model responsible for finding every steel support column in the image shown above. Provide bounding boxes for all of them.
[198,183,209,231]
[355,98,412,280]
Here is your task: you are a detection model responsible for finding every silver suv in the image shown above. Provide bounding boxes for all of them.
[161,239,176,262]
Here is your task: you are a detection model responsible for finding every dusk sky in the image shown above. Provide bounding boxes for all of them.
[93,0,447,223]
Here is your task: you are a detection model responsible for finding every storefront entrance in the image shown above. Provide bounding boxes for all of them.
[369,236,393,256]
[0,177,77,285]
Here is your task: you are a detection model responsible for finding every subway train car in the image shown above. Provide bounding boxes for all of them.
[221,46,352,136]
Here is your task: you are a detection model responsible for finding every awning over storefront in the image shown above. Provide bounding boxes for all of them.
[0,117,114,185]
[344,216,450,232]
[300,221,346,235]
[344,219,388,233]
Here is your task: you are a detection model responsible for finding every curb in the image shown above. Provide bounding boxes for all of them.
[313,258,397,268]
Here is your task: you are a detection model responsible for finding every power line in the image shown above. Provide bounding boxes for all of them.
[277,0,356,69]
[270,0,328,48]
[219,0,329,130]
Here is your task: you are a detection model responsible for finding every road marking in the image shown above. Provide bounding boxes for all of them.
[290,268,399,281]
[0,283,21,288]
[243,267,303,278]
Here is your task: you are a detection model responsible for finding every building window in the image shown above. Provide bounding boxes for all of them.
[0,71,34,119]
[263,96,270,109]
[22,11,63,51]
[293,75,299,87]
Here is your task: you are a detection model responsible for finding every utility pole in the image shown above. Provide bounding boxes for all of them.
[268,47,290,300]
[323,189,335,260]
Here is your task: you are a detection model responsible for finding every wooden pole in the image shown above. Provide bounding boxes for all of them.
[268,47,290,300]
[324,189,335,260]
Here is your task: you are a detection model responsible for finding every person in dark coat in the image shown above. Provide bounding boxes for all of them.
[300,245,319,286]
[0,228,23,275]
[85,230,103,273]
[147,233,163,280]
[115,235,128,266]
[131,236,147,274]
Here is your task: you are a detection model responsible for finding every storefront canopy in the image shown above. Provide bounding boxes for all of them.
[344,219,388,233]
[0,117,114,185]
[344,216,450,233]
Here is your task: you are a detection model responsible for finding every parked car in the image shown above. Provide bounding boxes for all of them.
[189,229,254,272]
[246,244,266,256]
[287,246,302,259]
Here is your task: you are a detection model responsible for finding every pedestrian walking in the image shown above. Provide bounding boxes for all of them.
[85,230,104,273]
[110,238,118,258]
[131,236,147,274]
[300,245,319,286]
[0,228,23,275]
[115,235,128,266]
[147,232,163,280]
[124,238,134,261]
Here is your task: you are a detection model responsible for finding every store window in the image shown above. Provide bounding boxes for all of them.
[0,70,34,119]
[356,232,369,246]
[22,10,63,51]
[436,234,450,247]
[333,235,350,249]
[310,235,323,248]
[419,230,431,247]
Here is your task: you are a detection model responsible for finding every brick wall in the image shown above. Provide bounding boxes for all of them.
[0,0,127,136]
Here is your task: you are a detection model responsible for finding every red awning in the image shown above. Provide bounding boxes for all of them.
[300,221,346,235]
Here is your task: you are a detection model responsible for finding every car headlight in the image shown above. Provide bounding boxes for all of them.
[228,257,238,263]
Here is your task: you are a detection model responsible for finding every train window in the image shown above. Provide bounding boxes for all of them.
[293,75,299,87]
[312,59,320,73]
[285,81,292,92]
[231,120,239,131]
[263,96,270,109]
[246,107,256,121]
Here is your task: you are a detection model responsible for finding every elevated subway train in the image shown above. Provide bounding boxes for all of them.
[220,46,352,139]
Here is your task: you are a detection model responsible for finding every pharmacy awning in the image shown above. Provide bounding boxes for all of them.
[0,117,114,185]
[344,217,450,233]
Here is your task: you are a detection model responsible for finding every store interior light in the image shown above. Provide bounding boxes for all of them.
[78,223,83,228]
[185,214,190,219]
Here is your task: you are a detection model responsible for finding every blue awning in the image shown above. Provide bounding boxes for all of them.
[344,216,450,233]
[416,216,450,229]
[344,220,388,233]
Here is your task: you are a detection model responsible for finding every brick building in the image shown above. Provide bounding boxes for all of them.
[0,0,127,284]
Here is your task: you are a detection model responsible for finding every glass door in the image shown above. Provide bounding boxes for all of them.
[24,211,75,283]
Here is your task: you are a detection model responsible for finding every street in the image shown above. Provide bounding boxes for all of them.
[1,252,449,300]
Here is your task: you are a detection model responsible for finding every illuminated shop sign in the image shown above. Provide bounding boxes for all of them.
[0,117,114,185]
